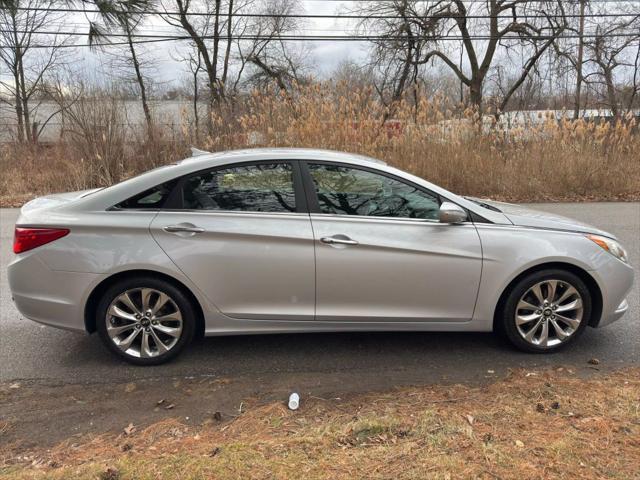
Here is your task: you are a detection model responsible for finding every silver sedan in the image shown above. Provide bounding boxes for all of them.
[8,148,634,364]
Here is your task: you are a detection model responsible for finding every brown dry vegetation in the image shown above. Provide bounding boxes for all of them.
[1,368,639,480]
[1,85,640,207]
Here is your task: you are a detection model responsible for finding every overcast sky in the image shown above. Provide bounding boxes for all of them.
[49,0,368,88]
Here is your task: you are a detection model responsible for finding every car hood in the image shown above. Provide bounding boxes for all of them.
[21,188,103,214]
[472,199,614,238]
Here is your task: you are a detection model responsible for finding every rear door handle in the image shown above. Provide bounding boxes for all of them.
[163,225,205,234]
[320,235,359,246]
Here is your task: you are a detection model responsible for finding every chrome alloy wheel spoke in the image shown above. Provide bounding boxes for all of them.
[106,288,183,358]
[515,279,583,347]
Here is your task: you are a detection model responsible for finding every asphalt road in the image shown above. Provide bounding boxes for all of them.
[1,204,638,393]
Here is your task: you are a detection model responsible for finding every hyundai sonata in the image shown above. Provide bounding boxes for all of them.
[8,148,634,364]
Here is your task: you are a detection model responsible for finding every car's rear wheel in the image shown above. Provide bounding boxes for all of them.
[500,269,591,353]
[96,276,195,365]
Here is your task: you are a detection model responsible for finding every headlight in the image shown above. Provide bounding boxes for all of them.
[587,234,629,264]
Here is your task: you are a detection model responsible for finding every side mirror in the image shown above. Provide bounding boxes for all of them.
[439,201,468,224]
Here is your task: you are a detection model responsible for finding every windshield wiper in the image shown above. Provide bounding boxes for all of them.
[465,197,502,213]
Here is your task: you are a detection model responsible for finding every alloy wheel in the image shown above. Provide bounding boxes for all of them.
[515,279,584,348]
[106,287,183,358]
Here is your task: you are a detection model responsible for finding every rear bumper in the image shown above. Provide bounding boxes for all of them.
[8,252,100,332]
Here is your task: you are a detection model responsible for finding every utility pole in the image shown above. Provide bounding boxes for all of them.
[573,0,586,119]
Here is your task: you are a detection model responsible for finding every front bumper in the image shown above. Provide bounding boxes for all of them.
[8,252,101,332]
[591,256,634,328]
[597,298,630,328]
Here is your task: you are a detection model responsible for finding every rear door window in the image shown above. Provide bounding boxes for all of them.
[181,163,297,213]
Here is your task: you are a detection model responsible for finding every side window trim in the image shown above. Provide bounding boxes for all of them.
[110,160,308,214]
[299,160,444,219]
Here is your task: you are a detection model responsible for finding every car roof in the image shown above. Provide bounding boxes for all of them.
[177,148,387,168]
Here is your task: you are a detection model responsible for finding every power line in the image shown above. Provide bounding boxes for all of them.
[0,36,179,49]
[2,31,639,50]
[4,28,640,40]
[9,6,640,20]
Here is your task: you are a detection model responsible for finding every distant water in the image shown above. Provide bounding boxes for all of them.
[0,100,202,142]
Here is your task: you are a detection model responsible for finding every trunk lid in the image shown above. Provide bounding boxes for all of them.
[20,188,103,214]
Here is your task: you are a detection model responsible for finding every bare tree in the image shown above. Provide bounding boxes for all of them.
[86,2,159,138]
[331,59,376,91]
[116,15,156,135]
[357,0,428,106]
[0,0,74,142]
[583,15,640,117]
[173,45,204,139]
[162,0,251,134]
[552,0,593,118]
[358,0,567,113]
[241,0,312,92]
[573,0,586,118]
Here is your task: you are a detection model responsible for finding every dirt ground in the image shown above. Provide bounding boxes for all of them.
[1,366,638,479]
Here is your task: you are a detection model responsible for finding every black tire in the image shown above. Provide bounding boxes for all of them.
[499,269,592,353]
[96,275,196,365]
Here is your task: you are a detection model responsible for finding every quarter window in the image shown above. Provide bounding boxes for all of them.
[182,163,296,212]
[308,164,440,220]
[114,180,177,209]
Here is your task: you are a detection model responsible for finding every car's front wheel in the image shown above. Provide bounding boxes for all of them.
[500,269,592,353]
[96,276,196,365]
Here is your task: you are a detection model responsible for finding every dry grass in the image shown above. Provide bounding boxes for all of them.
[1,368,639,479]
[1,85,639,206]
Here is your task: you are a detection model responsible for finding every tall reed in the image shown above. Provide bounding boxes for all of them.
[1,84,638,206]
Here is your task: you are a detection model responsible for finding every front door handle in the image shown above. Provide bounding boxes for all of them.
[320,235,359,246]
[163,225,205,234]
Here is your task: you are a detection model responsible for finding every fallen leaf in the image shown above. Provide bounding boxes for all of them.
[123,423,136,435]
[9,383,20,389]
[124,383,136,393]
[515,440,525,448]
[465,414,475,426]
[165,403,175,410]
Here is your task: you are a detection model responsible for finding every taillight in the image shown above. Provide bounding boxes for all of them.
[13,227,70,254]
